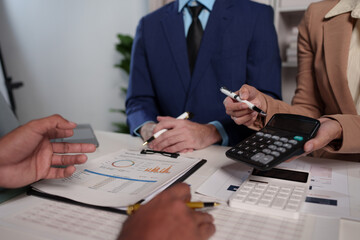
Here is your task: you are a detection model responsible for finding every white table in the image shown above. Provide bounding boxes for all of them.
[0,131,359,240]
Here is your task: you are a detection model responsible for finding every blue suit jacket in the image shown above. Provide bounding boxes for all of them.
[126,0,282,146]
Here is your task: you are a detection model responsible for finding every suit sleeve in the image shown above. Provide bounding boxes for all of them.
[126,18,159,135]
[246,5,282,100]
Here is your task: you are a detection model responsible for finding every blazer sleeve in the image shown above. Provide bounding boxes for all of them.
[255,6,360,154]
[255,5,326,127]
[126,18,159,135]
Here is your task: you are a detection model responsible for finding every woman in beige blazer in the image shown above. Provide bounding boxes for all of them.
[224,0,360,161]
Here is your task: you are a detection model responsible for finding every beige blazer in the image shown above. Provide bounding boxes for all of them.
[257,0,360,161]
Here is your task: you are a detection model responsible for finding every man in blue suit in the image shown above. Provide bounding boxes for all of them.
[126,0,281,153]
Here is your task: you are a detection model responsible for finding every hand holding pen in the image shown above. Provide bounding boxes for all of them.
[220,86,267,117]
[143,112,193,145]
[222,85,268,127]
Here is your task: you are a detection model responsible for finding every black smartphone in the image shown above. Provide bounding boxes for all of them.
[51,124,99,147]
[226,114,320,171]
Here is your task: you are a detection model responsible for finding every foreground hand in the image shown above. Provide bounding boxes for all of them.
[118,183,215,240]
[148,116,221,153]
[0,114,96,188]
[285,118,343,162]
[223,84,266,126]
[304,118,343,153]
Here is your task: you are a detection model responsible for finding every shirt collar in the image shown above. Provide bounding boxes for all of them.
[325,0,360,19]
[178,0,215,13]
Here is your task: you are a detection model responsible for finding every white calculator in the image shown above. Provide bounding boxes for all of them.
[229,168,309,218]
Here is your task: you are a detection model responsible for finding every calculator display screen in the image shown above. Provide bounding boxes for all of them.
[267,116,317,134]
[252,168,309,183]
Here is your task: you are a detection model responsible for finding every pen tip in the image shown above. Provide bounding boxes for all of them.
[142,141,148,146]
[187,112,194,119]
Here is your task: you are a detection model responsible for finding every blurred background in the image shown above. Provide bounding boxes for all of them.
[0,0,173,132]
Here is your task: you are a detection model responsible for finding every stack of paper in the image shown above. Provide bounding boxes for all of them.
[285,27,299,64]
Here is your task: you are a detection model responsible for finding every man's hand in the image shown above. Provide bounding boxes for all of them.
[0,114,96,188]
[118,183,215,240]
[223,84,266,126]
[148,116,221,153]
[140,122,157,141]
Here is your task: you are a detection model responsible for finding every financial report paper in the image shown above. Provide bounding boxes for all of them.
[31,150,201,208]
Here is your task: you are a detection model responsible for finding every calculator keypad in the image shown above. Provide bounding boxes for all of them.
[227,131,304,168]
[229,180,307,218]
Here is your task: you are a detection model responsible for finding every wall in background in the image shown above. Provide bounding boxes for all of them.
[0,0,148,131]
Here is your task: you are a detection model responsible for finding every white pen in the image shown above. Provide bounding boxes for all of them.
[220,86,267,117]
[142,112,193,146]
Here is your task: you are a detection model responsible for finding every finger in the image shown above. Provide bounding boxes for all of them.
[164,183,191,201]
[48,128,75,139]
[29,114,77,135]
[154,118,183,133]
[304,140,315,153]
[44,165,77,179]
[51,154,88,166]
[239,85,250,100]
[198,222,216,240]
[192,211,214,225]
[52,143,96,153]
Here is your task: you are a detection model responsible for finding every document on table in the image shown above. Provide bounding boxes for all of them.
[31,149,203,208]
[197,157,354,220]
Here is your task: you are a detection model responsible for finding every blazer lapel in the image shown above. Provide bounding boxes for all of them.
[161,3,191,93]
[324,13,357,113]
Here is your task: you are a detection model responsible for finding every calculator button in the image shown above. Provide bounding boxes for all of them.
[274,141,283,146]
[280,137,289,142]
[264,134,272,138]
[265,139,273,144]
[294,136,304,141]
[259,144,266,149]
[285,204,298,211]
[283,143,292,149]
[256,132,264,136]
[289,140,298,145]
[259,155,274,164]
[272,197,287,209]
[244,146,251,151]
[237,150,244,155]
[268,145,277,150]
[277,147,286,153]
[251,153,265,162]
[258,199,271,207]
[271,151,280,157]
[251,148,260,154]
[271,135,280,140]
[262,149,271,154]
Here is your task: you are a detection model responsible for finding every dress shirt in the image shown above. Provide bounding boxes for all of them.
[178,0,215,36]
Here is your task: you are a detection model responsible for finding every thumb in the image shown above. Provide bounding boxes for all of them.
[239,84,257,101]
[304,140,315,153]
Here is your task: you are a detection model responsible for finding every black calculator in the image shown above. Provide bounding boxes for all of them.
[226,114,320,171]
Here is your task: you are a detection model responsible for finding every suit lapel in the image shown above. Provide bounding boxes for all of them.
[188,0,234,96]
[324,13,357,113]
[161,3,191,93]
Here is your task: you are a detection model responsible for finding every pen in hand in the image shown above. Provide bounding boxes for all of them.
[220,86,267,117]
[127,201,220,215]
[142,111,193,146]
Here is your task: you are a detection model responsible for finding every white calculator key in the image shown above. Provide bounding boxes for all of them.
[229,178,308,219]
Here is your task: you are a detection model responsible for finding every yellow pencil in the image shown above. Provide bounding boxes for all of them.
[127,201,220,215]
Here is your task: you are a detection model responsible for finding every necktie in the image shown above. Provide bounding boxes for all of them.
[187,4,204,75]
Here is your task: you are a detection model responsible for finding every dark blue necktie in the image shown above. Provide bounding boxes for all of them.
[187,4,204,75]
